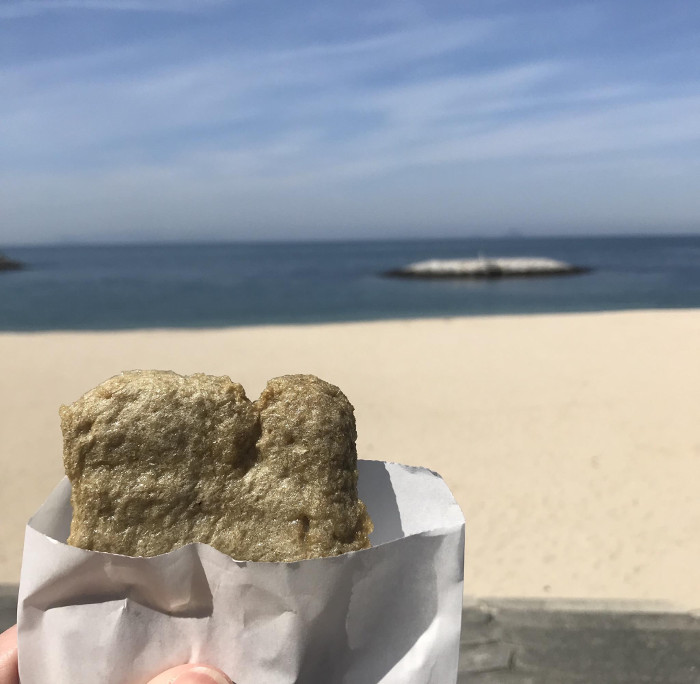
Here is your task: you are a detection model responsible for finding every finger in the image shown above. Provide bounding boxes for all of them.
[0,625,19,684]
[147,663,233,684]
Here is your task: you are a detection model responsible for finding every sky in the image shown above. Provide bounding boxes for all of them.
[1,0,700,245]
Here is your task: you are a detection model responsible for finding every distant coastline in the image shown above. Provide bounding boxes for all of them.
[0,252,24,271]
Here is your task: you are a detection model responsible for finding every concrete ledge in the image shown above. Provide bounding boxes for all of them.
[0,584,17,632]
[461,598,700,684]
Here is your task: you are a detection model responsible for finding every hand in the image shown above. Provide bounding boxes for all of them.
[0,624,233,684]
[0,626,17,684]
[148,664,233,684]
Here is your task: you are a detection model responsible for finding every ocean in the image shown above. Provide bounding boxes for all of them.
[1,235,699,331]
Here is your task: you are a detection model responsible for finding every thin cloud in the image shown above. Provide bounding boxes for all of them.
[0,0,227,18]
[0,17,502,161]
[1,0,700,242]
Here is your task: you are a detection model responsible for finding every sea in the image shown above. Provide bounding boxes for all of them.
[1,235,699,331]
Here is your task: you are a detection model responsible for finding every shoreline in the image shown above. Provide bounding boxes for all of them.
[1,305,699,336]
[1,309,699,607]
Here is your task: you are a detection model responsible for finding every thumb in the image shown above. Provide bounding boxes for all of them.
[147,664,233,684]
[0,625,19,684]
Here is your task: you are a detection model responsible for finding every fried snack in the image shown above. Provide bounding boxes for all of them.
[60,370,373,561]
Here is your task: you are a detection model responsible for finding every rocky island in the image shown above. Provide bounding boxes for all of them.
[384,256,590,279]
[0,252,24,272]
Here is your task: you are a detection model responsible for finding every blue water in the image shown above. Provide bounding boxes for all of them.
[1,235,699,331]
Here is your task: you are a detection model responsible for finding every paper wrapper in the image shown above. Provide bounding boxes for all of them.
[17,460,465,684]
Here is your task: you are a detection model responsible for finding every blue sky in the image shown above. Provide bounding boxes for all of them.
[1,0,700,244]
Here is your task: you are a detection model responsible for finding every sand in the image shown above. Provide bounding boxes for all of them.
[1,310,699,607]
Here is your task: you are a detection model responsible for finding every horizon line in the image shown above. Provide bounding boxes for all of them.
[3,229,700,250]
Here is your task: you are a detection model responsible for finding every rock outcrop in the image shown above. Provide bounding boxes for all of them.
[0,252,24,271]
[384,257,590,279]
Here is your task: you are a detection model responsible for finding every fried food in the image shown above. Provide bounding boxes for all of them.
[60,371,373,561]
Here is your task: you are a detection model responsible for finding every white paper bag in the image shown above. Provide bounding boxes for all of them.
[17,460,465,684]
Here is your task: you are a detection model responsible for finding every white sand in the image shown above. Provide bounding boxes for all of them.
[1,310,699,607]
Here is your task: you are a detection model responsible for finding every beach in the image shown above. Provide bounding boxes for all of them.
[1,309,699,607]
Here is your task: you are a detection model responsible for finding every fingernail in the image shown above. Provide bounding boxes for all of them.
[173,666,233,684]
